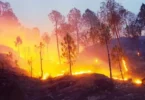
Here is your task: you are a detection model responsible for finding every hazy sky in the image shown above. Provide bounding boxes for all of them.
[3,0,145,33]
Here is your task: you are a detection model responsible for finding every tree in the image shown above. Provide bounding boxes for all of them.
[42,32,50,54]
[48,10,64,64]
[100,0,125,47]
[68,8,81,53]
[111,45,124,80]
[0,1,19,30]
[133,3,145,54]
[61,33,77,75]
[138,3,145,27]
[14,36,22,57]
[7,51,13,59]
[57,22,73,38]
[125,19,141,54]
[28,57,33,78]
[99,23,112,79]
[35,42,45,78]
[82,9,100,44]
[80,31,91,47]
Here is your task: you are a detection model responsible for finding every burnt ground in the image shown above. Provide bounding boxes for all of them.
[0,69,145,100]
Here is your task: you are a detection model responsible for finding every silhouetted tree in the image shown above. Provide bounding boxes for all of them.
[0,1,19,30]
[138,3,145,27]
[15,36,22,57]
[111,45,124,80]
[57,22,73,38]
[80,31,91,47]
[61,33,77,75]
[7,51,13,59]
[99,23,112,79]
[14,60,18,66]
[35,42,45,78]
[82,9,99,44]
[68,8,81,53]
[100,0,125,46]
[134,3,145,54]
[48,10,64,64]
[42,32,50,54]
[28,57,33,78]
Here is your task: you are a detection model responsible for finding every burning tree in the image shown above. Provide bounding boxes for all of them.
[35,42,45,78]
[14,36,22,57]
[61,33,77,75]
[99,24,112,80]
[28,57,33,78]
[111,45,124,80]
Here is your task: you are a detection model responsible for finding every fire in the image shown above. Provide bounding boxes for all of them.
[134,79,142,85]
[72,70,92,75]
[113,77,128,81]
[122,58,128,72]
[42,73,49,80]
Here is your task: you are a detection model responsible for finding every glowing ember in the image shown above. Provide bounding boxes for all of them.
[113,77,128,81]
[72,70,92,75]
[134,79,142,85]
[122,58,128,72]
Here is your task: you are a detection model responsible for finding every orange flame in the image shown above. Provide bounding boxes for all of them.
[134,79,142,85]
[122,58,128,72]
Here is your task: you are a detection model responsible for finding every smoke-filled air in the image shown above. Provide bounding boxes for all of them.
[1,0,145,100]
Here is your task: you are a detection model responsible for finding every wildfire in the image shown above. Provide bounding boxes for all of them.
[122,58,128,72]
[113,77,128,81]
[72,70,92,75]
[134,79,142,85]
[42,73,49,80]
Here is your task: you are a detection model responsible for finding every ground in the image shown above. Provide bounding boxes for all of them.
[0,69,145,100]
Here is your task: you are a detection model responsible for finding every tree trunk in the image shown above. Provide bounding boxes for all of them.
[115,25,125,80]
[31,64,32,78]
[118,58,124,80]
[76,28,79,54]
[40,50,43,78]
[136,38,140,55]
[105,40,112,80]
[55,23,61,64]
[67,36,72,75]
[115,26,121,47]
[18,45,20,58]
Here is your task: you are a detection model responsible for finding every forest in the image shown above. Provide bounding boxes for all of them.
[0,0,145,100]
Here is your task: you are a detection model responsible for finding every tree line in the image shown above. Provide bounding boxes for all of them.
[0,0,145,79]
[48,0,145,79]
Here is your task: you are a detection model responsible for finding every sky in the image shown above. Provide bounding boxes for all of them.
[3,0,145,34]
